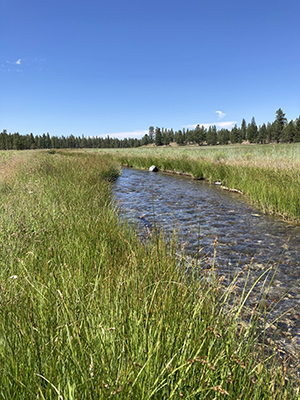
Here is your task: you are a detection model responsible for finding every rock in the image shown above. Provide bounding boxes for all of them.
[149,165,158,172]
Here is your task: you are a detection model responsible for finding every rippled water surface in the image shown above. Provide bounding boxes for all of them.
[112,167,300,353]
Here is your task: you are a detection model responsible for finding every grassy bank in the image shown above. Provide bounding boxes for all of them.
[0,150,298,398]
[102,144,300,223]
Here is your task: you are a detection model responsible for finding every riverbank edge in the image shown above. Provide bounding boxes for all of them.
[122,163,245,194]
[114,154,300,225]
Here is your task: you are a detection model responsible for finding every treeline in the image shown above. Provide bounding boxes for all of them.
[0,130,142,150]
[146,109,300,147]
[1,109,300,150]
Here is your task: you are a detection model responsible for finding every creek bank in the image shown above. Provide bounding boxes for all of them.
[122,163,244,195]
[117,152,300,225]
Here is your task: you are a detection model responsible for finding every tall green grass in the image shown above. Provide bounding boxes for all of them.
[109,150,300,223]
[99,142,300,165]
[0,150,298,399]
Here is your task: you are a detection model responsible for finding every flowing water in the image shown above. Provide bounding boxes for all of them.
[112,167,300,357]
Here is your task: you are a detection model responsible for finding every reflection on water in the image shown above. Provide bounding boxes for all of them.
[112,167,300,353]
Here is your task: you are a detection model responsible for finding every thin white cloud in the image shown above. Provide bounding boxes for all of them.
[1,57,46,72]
[98,130,148,140]
[215,110,226,119]
[185,121,237,130]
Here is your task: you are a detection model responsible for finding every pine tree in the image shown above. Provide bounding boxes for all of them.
[217,128,229,145]
[294,118,300,142]
[282,120,295,143]
[148,126,154,143]
[266,122,273,143]
[206,126,217,145]
[257,123,268,144]
[194,125,206,145]
[241,119,247,141]
[230,125,238,144]
[272,108,287,143]
[247,118,258,143]
[175,130,183,145]
[163,130,170,145]
[155,127,162,146]
[0,129,8,150]
[141,134,149,146]
[168,129,174,143]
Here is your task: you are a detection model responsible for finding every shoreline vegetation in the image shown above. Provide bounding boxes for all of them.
[102,143,300,225]
[0,150,299,398]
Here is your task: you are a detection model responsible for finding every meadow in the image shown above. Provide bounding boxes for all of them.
[0,149,298,399]
[100,143,300,224]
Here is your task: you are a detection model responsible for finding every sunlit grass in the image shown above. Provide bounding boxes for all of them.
[0,150,298,399]
[101,144,300,223]
[97,142,300,167]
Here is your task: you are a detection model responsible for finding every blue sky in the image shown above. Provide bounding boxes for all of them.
[1,0,300,139]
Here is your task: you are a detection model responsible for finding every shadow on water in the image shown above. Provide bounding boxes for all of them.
[112,167,300,358]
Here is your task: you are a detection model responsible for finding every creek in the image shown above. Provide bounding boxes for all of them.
[112,167,300,358]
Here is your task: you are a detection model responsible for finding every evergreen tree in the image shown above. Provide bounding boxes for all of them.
[295,117,300,142]
[0,129,8,150]
[81,135,88,148]
[257,123,268,144]
[217,128,229,145]
[168,129,174,143]
[241,118,247,141]
[13,132,25,150]
[45,132,52,148]
[155,127,163,146]
[182,128,186,143]
[141,134,149,146]
[272,108,287,143]
[163,130,170,145]
[185,128,194,144]
[247,117,258,143]
[266,122,273,143]
[175,130,183,145]
[29,133,36,149]
[148,126,155,143]
[230,125,240,144]
[206,126,217,145]
[194,125,206,145]
[282,120,295,143]
[237,126,243,144]
[68,134,76,148]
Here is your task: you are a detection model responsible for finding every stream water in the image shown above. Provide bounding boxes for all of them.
[112,167,300,358]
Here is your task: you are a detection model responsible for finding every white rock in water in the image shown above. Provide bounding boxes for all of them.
[149,165,158,172]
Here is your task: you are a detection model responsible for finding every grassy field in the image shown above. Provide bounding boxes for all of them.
[0,150,298,399]
[99,143,300,224]
[99,142,300,166]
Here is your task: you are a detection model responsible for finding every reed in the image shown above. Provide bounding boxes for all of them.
[106,145,300,223]
[0,150,297,399]
[100,142,300,167]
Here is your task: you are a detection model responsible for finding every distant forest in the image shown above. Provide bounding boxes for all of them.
[1,109,300,150]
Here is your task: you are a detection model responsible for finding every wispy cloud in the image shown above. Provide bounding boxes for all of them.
[215,110,226,119]
[185,121,237,130]
[1,57,45,73]
[97,130,148,140]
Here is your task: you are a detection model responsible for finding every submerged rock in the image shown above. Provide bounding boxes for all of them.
[149,165,158,172]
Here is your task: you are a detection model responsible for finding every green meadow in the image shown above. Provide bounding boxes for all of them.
[101,143,300,224]
[0,149,299,399]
